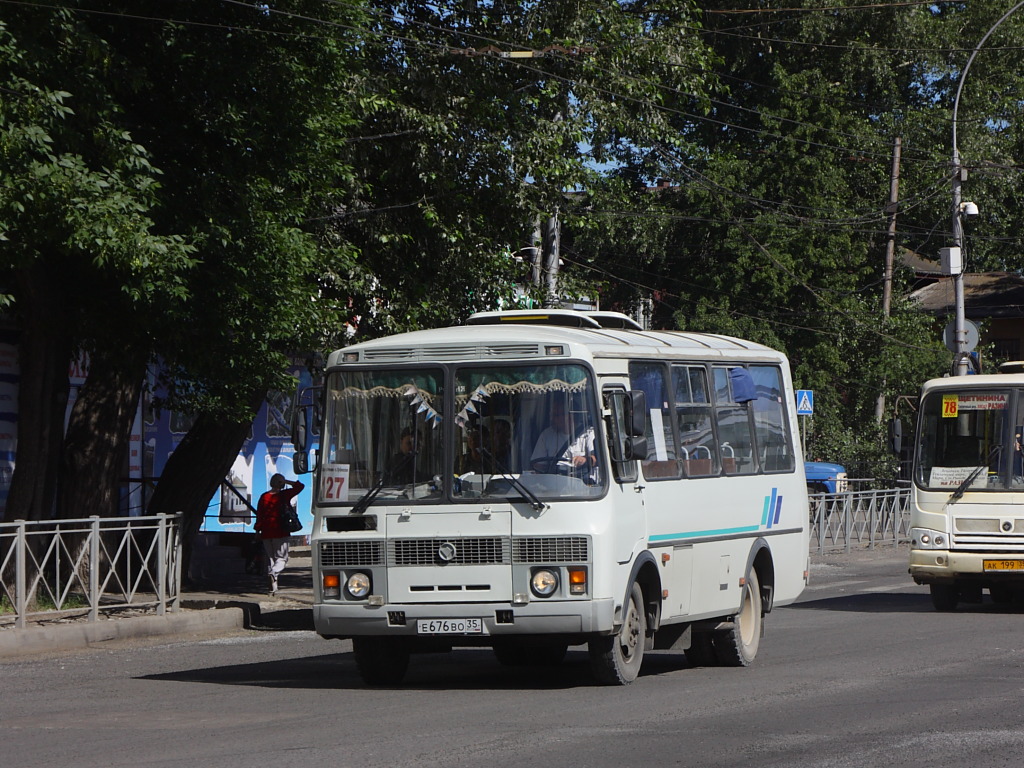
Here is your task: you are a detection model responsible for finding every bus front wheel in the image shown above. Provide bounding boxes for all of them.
[589,582,646,685]
[713,569,762,667]
[353,636,410,686]
[930,583,959,611]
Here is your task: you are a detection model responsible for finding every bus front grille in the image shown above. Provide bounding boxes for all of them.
[953,518,1024,550]
[513,536,590,563]
[389,537,510,566]
[320,540,384,567]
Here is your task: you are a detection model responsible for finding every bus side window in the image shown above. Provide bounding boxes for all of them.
[672,365,718,477]
[749,365,795,473]
[713,367,758,476]
[628,362,681,480]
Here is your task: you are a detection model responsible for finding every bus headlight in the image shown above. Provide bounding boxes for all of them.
[346,572,371,599]
[911,528,947,550]
[531,569,559,597]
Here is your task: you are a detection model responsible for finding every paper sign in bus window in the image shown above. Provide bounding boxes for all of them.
[321,464,350,502]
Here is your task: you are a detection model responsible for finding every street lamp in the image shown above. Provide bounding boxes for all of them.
[949,1,1024,376]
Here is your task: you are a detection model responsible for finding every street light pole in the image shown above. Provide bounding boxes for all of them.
[950,1,1024,376]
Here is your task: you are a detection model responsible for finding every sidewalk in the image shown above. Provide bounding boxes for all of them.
[0,546,315,660]
[181,545,314,630]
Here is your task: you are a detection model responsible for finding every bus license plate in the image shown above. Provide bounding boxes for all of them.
[983,560,1024,571]
[417,618,483,635]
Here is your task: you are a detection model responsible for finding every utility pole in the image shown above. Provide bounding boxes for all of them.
[529,217,542,289]
[542,211,560,308]
[948,0,1024,376]
[875,136,901,423]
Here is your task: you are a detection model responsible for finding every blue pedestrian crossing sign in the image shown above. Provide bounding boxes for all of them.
[796,390,814,416]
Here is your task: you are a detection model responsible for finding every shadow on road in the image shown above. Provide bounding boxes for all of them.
[791,590,1024,614]
[138,647,705,691]
[790,591,933,613]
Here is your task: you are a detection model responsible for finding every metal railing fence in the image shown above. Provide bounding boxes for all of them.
[0,513,182,629]
[809,487,911,554]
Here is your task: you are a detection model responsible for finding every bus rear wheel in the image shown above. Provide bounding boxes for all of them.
[589,582,646,685]
[353,636,410,686]
[930,583,959,611]
[713,569,762,667]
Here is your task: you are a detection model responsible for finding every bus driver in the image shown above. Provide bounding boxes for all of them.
[530,398,597,481]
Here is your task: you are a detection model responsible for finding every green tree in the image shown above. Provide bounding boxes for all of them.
[0,10,194,522]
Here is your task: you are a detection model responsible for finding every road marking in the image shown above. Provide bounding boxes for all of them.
[862,584,913,593]
[805,579,866,591]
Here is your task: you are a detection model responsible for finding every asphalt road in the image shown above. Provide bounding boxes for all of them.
[4,547,1024,768]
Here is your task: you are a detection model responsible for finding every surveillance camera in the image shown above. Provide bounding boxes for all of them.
[961,201,980,218]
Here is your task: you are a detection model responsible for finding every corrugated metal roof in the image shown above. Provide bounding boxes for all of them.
[910,272,1024,318]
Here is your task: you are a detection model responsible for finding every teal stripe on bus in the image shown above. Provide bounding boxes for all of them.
[649,525,761,542]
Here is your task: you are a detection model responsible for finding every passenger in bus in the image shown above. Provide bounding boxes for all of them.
[530,399,597,481]
[386,427,419,484]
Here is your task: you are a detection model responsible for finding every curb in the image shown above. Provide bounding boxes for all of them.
[0,607,246,660]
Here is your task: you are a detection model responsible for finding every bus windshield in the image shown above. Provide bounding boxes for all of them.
[916,389,1024,492]
[452,363,604,501]
[318,363,605,505]
[321,368,445,504]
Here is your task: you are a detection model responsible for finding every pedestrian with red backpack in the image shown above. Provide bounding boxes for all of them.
[254,473,304,595]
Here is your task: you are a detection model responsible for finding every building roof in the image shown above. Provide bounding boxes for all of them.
[910,272,1024,319]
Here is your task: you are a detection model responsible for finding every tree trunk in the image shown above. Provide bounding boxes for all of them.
[4,263,71,522]
[146,388,266,582]
[58,351,143,520]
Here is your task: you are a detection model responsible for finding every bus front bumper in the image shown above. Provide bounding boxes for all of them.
[313,597,615,638]
[910,549,1024,584]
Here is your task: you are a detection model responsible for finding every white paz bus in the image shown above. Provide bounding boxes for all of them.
[909,368,1024,610]
[293,310,809,685]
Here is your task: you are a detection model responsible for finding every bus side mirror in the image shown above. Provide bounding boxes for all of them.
[888,418,903,455]
[624,436,648,461]
[292,407,308,452]
[627,390,647,437]
[294,449,309,475]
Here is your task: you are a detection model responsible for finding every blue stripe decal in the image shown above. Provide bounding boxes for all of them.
[650,525,761,542]
[650,486,784,543]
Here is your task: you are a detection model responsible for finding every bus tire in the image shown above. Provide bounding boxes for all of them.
[589,582,646,685]
[353,636,410,686]
[930,583,959,611]
[713,569,762,667]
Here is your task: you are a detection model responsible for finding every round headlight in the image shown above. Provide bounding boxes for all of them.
[531,569,558,597]
[346,572,371,599]
[920,534,930,544]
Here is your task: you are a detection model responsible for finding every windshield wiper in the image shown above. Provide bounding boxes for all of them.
[480,448,547,511]
[946,445,1001,507]
[349,452,415,515]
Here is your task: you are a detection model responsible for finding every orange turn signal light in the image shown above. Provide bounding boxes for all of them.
[323,573,341,588]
